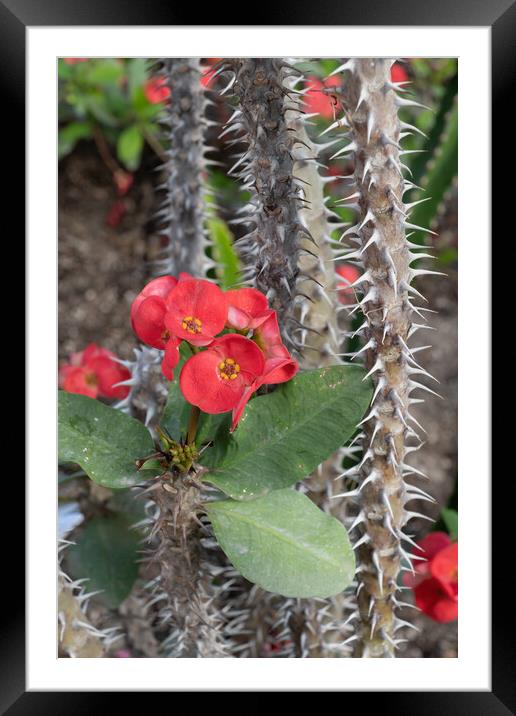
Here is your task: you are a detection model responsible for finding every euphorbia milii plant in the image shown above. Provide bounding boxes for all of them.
[59,272,371,609]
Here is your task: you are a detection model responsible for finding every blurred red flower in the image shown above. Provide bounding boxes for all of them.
[113,169,134,197]
[59,344,131,400]
[391,62,409,84]
[305,75,341,118]
[403,531,458,623]
[106,199,126,228]
[336,264,360,305]
[144,77,171,104]
[63,58,88,65]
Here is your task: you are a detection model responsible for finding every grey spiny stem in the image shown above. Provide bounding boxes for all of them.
[140,479,229,657]
[332,58,435,658]
[220,58,304,351]
[288,103,341,367]
[115,346,168,430]
[155,58,214,278]
[218,75,356,660]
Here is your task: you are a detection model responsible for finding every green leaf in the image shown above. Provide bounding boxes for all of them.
[207,217,241,289]
[67,514,140,608]
[58,391,158,488]
[202,365,372,500]
[207,489,355,598]
[127,58,149,102]
[87,59,125,85]
[58,121,91,159]
[410,73,457,186]
[107,489,146,522]
[409,102,458,242]
[84,94,120,127]
[116,124,144,170]
[441,508,458,541]
[159,349,190,441]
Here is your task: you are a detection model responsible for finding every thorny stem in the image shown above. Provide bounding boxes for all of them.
[338,58,430,658]
[220,58,304,353]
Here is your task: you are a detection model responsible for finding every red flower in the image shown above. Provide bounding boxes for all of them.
[165,278,227,347]
[180,334,265,415]
[226,287,271,331]
[391,62,409,84]
[63,58,88,65]
[131,276,178,349]
[403,531,458,623]
[305,75,341,118]
[229,313,299,430]
[144,77,170,104]
[162,337,181,381]
[201,68,217,88]
[113,169,134,196]
[106,199,126,228]
[431,542,458,600]
[59,343,131,400]
[336,264,360,305]
[252,312,299,384]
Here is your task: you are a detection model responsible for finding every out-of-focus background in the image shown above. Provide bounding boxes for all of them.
[58,58,458,658]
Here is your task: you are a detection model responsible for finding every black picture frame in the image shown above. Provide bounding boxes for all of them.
[7,0,508,710]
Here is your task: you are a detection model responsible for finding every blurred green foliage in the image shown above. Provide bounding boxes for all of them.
[58,58,164,168]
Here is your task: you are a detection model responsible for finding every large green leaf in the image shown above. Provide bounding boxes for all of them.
[58,391,158,488]
[207,489,355,598]
[201,365,372,500]
[58,121,92,159]
[67,514,140,608]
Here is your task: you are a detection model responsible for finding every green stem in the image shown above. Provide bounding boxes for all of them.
[187,405,201,446]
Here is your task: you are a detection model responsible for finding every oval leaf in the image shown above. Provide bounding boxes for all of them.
[58,391,158,488]
[202,365,372,500]
[117,124,144,170]
[207,489,355,598]
[66,514,140,609]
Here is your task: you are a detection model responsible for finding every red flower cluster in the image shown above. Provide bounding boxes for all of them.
[59,344,131,400]
[403,532,458,623]
[131,276,298,430]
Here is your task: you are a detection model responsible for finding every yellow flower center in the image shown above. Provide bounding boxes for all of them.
[182,316,202,335]
[218,357,241,381]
